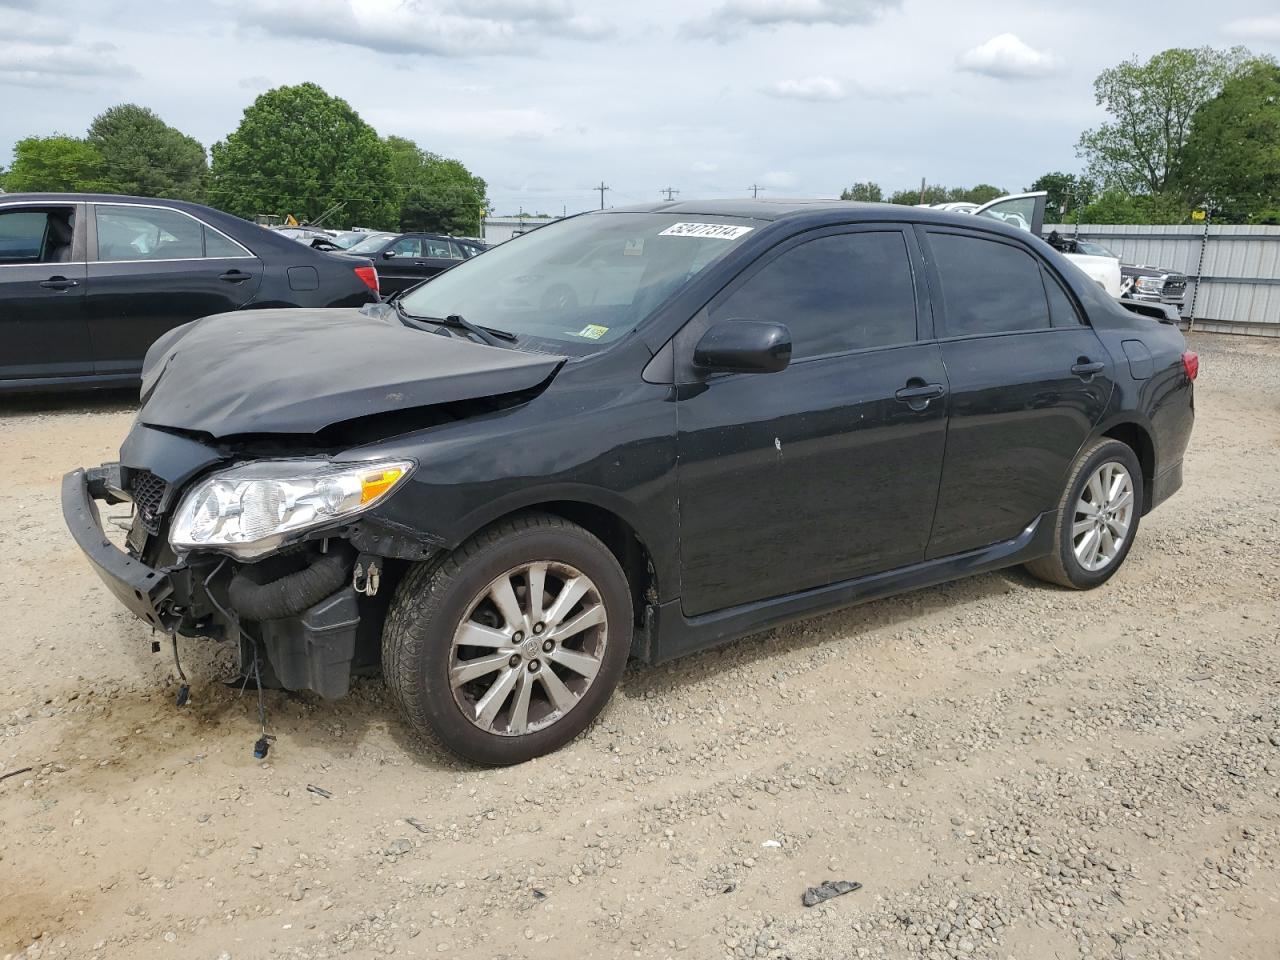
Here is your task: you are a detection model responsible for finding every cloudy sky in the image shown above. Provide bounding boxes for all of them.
[2,0,1279,216]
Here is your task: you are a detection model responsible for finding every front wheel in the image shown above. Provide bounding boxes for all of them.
[1025,438,1144,589]
[382,514,632,765]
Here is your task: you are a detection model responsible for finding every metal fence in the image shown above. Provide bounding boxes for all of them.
[1045,223,1280,336]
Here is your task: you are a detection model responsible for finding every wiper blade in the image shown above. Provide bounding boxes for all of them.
[394,301,517,347]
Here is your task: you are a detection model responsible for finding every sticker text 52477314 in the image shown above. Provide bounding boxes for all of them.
[658,222,755,241]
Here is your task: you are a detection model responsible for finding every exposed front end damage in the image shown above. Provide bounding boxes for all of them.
[64,445,439,702]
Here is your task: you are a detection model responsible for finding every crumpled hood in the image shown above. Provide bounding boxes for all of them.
[138,308,564,438]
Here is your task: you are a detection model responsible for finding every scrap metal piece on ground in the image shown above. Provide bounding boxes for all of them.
[802,879,862,907]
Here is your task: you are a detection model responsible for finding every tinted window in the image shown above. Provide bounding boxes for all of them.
[0,210,52,262]
[1044,270,1081,327]
[710,231,917,359]
[929,233,1051,336]
[388,237,424,258]
[204,225,249,258]
[425,238,457,258]
[96,205,204,261]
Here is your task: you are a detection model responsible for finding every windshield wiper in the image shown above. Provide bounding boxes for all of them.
[394,301,517,347]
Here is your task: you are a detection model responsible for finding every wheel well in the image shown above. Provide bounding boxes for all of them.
[509,501,657,625]
[1102,422,1155,513]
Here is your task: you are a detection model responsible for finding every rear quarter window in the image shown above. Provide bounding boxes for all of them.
[929,231,1051,337]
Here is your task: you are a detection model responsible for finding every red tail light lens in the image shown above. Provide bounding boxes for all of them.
[1182,350,1199,381]
[354,265,379,294]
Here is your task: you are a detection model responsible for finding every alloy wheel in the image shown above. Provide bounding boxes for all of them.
[449,561,608,737]
[1071,461,1135,572]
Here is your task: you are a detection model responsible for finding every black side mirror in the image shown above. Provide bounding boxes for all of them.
[693,320,792,375]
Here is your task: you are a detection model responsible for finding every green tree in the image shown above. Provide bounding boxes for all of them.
[87,104,207,200]
[949,183,1005,204]
[208,83,397,228]
[888,184,948,205]
[3,135,110,192]
[839,181,883,202]
[1179,62,1280,223]
[1074,189,1188,224]
[384,135,487,234]
[1077,46,1266,195]
[1027,172,1096,216]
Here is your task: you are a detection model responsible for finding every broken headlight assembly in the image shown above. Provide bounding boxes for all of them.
[168,458,415,560]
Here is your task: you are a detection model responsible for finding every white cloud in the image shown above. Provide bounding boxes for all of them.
[766,76,845,101]
[0,39,138,89]
[958,33,1058,79]
[1221,16,1280,41]
[758,170,797,189]
[686,0,899,40]
[233,0,611,58]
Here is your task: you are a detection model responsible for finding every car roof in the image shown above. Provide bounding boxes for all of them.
[608,198,1027,233]
[0,192,225,212]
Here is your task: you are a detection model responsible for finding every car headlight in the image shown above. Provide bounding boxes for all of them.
[1134,276,1164,292]
[169,458,414,559]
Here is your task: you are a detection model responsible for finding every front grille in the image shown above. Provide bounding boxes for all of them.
[129,470,168,535]
[1164,276,1187,295]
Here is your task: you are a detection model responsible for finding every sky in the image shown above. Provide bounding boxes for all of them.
[1,0,1279,217]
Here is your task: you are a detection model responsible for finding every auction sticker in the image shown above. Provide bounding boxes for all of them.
[658,222,754,240]
[575,323,610,340]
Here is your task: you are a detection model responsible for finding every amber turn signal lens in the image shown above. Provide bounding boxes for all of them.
[360,467,405,503]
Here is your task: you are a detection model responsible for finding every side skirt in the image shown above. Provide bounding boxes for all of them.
[647,511,1055,665]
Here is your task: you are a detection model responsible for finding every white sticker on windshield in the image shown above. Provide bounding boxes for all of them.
[658,222,754,240]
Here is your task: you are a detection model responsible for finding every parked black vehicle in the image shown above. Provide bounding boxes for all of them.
[0,194,380,391]
[63,200,1196,765]
[342,231,487,295]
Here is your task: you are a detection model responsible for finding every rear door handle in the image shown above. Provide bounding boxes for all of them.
[40,276,79,290]
[895,382,946,410]
[1071,359,1105,378]
[219,270,252,283]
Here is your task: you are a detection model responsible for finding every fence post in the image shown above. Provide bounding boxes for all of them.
[1187,214,1210,332]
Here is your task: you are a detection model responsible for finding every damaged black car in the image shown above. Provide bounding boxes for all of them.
[64,200,1196,765]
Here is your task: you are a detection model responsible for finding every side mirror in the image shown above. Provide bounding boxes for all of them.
[383,250,397,259]
[693,319,791,375]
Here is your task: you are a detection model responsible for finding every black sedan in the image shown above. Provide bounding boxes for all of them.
[342,231,487,295]
[0,193,380,391]
[64,200,1195,765]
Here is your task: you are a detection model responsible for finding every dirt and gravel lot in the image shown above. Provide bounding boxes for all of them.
[1,332,1278,960]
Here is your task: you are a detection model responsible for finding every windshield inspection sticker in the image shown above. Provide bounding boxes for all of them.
[575,324,610,340]
[658,222,754,240]
[623,238,645,256]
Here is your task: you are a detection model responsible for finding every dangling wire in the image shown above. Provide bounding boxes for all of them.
[171,634,190,707]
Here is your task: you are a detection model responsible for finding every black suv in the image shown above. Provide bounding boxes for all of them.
[0,194,379,391]
[63,201,1196,764]
[342,231,487,295]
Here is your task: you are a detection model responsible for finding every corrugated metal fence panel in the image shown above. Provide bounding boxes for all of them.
[1045,223,1280,328]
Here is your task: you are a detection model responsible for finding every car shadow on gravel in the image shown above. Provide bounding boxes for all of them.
[621,568,1023,699]
[0,389,139,417]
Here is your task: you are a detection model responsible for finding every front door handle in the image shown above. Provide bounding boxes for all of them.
[1071,359,1105,379]
[219,270,252,283]
[895,382,946,411]
[40,276,79,290]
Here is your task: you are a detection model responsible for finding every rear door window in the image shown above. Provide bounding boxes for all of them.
[927,232,1051,336]
[710,230,918,359]
[95,205,206,261]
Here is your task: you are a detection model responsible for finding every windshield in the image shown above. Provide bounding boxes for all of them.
[332,231,367,249]
[398,213,758,348]
[347,232,396,254]
[1077,241,1119,259]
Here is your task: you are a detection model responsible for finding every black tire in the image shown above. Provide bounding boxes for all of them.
[1025,438,1144,589]
[382,513,632,765]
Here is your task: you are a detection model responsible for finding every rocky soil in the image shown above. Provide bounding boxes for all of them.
[1,332,1277,960]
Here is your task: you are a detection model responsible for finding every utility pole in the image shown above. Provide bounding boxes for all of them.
[660,186,679,201]
[918,177,926,204]
[595,181,610,209]
[748,183,763,198]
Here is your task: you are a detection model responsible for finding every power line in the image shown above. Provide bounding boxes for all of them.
[660,186,679,201]
[595,180,610,209]
[748,183,764,198]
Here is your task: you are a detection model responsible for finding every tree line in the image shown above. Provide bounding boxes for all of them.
[0,83,488,235]
[839,46,1280,225]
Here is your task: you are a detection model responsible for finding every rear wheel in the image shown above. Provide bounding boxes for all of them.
[382,513,631,765]
[1025,438,1143,589]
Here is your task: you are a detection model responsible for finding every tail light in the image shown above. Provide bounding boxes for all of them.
[1181,350,1199,381]
[354,265,379,294]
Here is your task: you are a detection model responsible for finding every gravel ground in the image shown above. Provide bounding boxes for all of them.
[1,332,1277,960]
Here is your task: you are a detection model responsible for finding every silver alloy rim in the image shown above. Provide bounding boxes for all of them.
[449,561,608,737]
[1072,461,1135,572]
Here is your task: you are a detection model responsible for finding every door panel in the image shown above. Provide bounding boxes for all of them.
[87,203,262,375]
[0,262,91,381]
[677,343,949,615]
